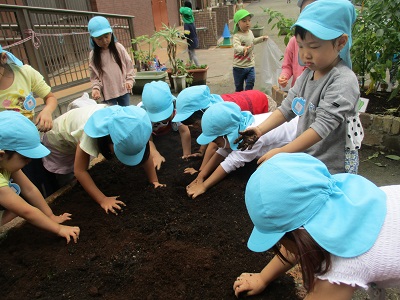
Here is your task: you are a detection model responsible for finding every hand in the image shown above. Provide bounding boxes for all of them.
[243,45,252,57]
[186,180,206,199]
[99,196,126,215]
[126,82,133,94]
[184,167,198,175]
[181,151,204,160]
[58,225,80,244]
[233,273,267,297]
[92,89,101,100]
[234,126,263,151]
[50,213,72,224]
[187,177,203,190]
[257,148,282,165]
[152,181,166,188]
[262,35,269,41]
[35,110,53,132]
[153,153,166,170]
[278,75,288,88]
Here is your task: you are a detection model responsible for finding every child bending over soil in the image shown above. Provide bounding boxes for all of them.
[0,111,80,243]
[186,102,297,199]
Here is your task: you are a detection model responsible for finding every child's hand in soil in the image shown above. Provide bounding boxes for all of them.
[186,181,206,199]
[184,167,198,175]
[50,213,72,224]
[100,196,126,215]
[58,225,80,244]
[153,153,166,170]
[233,273,267,297]
[152,181,166,188]
[187,177,203,190]
[181,151,204,160]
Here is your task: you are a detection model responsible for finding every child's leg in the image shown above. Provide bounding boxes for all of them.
[116,93,130,106]
[233,67,246,92]
[1,210,18,225]
[244,67,255,90]
[188,49,200,66]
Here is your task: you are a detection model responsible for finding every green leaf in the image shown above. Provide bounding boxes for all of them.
[374,162,386,167]
[385,155,400,161]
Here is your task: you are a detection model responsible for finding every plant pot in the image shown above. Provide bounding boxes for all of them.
[251,26,264,38]
[171,74,187,93]
[132,71,168,94]
[186,66,209,86]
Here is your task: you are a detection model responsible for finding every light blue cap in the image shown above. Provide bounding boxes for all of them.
[292,0,355,68]
[88,16,112,38]
[245,153,387,258]
[172,85,223,122]
[0,45,23,67]
[0,111,50,158]
[84,105,152,166]
[142,81,176,122]
[197,102,254,150]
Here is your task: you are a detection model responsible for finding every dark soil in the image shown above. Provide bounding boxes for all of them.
[363,90,400,117]
[0,129,302,300]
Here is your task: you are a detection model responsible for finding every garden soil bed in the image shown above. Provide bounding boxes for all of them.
[0,128,302,300]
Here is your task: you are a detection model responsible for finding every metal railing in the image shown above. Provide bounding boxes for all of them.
[0,4,135,92]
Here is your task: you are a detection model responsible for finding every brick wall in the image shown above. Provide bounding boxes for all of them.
[271,85,400,152]
[94,0,179,37]
[211,6,230,38]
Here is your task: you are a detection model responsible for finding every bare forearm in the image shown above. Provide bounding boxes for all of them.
[42,93,58,115]
[197,152,225,181]
[281,128,322,153]
[142,155,159,184]
[75,170,105,204]
[257,109,287,136]
[202,165,228,191]
[179,125,192,156]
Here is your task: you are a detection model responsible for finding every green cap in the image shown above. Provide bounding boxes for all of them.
[233,9,253,33]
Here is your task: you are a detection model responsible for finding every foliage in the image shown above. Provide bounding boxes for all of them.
[185,61,208,70]
[261,7,295,45]
[175,59,187,76]
[153,24,188,76]
[131,35,161,71]
[351,0,400,102]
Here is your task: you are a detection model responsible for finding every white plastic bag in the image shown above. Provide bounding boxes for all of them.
[260,38,284,95]
[67,92,97,111]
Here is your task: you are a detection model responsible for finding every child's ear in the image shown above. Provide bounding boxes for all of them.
[0,150,6,161]
[337,34,348,51]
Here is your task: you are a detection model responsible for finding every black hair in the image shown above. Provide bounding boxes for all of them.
[181,109,205,126]
[3,150,16,158]
[184,1,192,9]
[294,26,339,45]
[97,135,114,160]
[138,142,151,166]
[91,33,123,78]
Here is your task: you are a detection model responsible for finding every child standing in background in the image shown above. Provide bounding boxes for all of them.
[0,111,80,244]
[0,45,57,132]
[232,9,268,92]
[88,16,135,106]
[235,1,361,174]
[179,1,200,66]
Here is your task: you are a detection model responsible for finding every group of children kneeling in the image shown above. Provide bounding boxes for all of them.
[1,1,400,299]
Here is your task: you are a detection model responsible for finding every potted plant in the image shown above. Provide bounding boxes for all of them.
[250,21,264,38]
[154,24,188,92]
[185,62,209,86]
[131,34,167,94]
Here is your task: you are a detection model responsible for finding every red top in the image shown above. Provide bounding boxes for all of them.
[221,90,269,115]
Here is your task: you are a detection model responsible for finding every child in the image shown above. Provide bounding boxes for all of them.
[234,152,400,299]
[0,45,57,132]
[235,1,362,174]
[0,111,80,243]
[88,16,135,106]
[172,85,276,164]
[42,104,165,215]
[232,9,268,92]
[179,1,200,66]
[139,81,191,169]
[186,102,297,199]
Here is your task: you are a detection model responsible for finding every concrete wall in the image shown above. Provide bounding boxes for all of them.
[271,86,400,153]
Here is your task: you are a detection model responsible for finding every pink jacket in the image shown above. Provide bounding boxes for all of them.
[280,36,306,87]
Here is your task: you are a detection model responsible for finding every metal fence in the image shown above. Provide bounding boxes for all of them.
[0,4,135,92]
